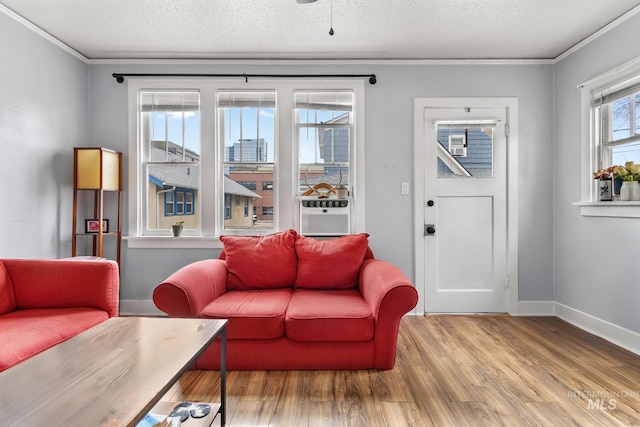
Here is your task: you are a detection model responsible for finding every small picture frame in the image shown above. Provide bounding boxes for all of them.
[85,219,109,233]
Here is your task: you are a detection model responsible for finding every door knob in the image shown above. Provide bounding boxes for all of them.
[425,224,436,235]
[427,200,435,207]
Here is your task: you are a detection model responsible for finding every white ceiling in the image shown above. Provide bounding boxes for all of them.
[2,0,640,61]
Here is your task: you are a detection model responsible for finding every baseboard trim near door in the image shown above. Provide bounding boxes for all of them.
[514,301,555,316]
[119,299,165,316]
[517,300,640,356]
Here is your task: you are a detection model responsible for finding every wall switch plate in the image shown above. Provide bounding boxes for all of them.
[401,182,409,195]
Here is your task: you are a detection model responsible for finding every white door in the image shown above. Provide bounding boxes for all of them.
[421,105,509,313]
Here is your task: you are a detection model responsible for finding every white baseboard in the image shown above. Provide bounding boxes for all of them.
[119,299,165,316]
[514,301,555,316]
[516,300,640,356]
[554,302,640,356]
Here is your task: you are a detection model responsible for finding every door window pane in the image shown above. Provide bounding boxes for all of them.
[437,126,494,178]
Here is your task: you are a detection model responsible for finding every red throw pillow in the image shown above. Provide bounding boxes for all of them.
[220,229,298,289]
[294,233,370,289]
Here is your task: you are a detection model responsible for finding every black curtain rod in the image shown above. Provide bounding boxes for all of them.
[112,72,377,85]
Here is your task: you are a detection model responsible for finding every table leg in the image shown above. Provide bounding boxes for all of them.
[220,326,226,426]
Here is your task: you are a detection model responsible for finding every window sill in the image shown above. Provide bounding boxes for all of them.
[574,201,640,218]
[124,235,223,249]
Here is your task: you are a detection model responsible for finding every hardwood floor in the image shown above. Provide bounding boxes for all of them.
[162,316,640,426]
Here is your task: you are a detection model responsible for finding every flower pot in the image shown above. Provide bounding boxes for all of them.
[172,225,183,237]
[619,181,636,201]
[598,178,612,201]
[633,182,640,201]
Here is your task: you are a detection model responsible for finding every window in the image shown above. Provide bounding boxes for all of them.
[139,90,200,233]
[219,91,276,232]
[596,90,640,168]
[236,181,257,190]
[578,57,640,217]
[127,79,365,247]
[164,188,195,216]
[296,91,352,194]
[448,134,467,157]
[224,195,232,219]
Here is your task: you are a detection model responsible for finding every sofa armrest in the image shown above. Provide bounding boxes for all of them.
[153,259,228,317]
[4,259,120,317]
[359,259,418,369]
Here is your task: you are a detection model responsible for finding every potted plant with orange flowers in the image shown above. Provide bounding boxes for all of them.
[593,166,615,201]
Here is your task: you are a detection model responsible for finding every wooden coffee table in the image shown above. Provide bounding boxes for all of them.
[0,317,227,426]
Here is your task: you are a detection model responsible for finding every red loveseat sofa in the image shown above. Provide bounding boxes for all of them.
[153,230,418,370]
[0,259,119,372]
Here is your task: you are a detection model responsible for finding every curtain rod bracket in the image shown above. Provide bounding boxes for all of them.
[111,72,377,85]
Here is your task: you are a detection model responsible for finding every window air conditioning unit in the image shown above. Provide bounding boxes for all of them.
[299,197,350,236]
[449,134,467,157]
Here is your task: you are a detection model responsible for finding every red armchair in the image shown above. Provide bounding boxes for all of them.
[0,259,119,372]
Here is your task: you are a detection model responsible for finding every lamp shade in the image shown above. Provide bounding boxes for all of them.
[74,147,121,191]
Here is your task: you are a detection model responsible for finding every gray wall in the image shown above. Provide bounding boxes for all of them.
[554,13,640,332]
[87,62,554,301]
[0,12,88,259]
[7,7,638,336]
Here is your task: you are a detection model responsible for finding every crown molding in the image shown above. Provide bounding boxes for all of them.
[554,5,640,63]
[3,2,638,66]
[0,3,88,63]
[88,58,553,66]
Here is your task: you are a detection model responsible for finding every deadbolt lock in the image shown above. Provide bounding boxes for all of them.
[425,224,436,236]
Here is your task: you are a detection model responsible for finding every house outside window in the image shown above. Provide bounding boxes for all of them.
[127,79,365,246]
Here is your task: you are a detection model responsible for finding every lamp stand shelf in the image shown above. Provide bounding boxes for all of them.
[72,147,122,265]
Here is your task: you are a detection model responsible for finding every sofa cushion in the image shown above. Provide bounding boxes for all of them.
[201,288,292,339]
[0,262,16,316]
[0,307,109,372]
[220,229,297,290]
[286,289,374,342]
[294,233,369,290]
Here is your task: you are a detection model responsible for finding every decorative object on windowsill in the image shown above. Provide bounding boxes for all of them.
[336,184,348,199]
[172,221,184,237]
[593,168,613,202]
[613,162,640,201]
[302,164,343,199]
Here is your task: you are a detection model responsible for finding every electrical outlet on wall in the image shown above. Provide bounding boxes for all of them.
[401,182,409,195]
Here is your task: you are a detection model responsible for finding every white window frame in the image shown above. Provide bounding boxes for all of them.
[577,56,640,218]
[125,79,365,248]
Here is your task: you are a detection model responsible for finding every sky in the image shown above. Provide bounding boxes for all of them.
[152,108,343,164]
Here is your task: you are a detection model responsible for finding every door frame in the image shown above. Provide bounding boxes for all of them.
[412,97,519,315]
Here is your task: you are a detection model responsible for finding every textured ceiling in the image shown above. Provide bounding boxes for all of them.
[2,0,640,60]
